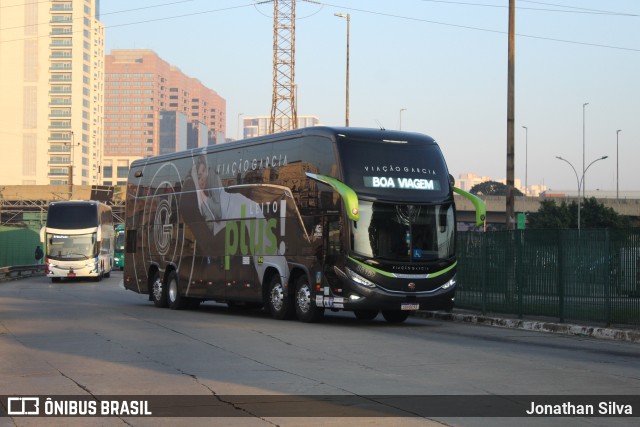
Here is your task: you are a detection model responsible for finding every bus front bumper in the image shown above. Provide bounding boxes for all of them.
[45,259,102,278]
[316,273,457,312]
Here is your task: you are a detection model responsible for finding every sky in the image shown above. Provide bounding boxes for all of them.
[101,0,639,193]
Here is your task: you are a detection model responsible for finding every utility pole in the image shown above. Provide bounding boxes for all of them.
[335,13,350,127]
[269,0,297,134]
[506,0,516,229]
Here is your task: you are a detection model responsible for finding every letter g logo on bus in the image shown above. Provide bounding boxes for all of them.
[153,199,173,256]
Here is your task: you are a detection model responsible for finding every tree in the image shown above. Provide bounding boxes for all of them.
[527,197,629,229]
[470,180,524,197]
[526,200,573,229]
[581,197,630,228]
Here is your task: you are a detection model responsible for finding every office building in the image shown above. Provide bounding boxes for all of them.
[242,115,320,139]
[103,49,226,185]
[0,0,105,185]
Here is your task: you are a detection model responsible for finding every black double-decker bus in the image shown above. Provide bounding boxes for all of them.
[123,127,485,323]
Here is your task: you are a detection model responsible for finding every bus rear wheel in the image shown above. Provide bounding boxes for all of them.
[381,310,410,323]
[151,271,168,308]
[167,271,188,310]
[294,276,324,323]
[267,274,294,320]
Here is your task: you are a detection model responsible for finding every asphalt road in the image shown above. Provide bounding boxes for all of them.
[1,272,639,427]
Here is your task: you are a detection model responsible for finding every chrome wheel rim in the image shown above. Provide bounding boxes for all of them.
[169,277,178,302]
[296,284,311,314]
[152,277,163,301]
[270,283,284,311]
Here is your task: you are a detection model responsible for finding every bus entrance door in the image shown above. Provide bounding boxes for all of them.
[322,215,344,296]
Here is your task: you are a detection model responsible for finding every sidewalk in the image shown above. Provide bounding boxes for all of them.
[413,309,640,343]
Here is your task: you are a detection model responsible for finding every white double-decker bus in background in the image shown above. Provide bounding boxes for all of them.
[41,200,115,282]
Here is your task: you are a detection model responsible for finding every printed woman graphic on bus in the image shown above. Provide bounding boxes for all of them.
[182,148,292,284]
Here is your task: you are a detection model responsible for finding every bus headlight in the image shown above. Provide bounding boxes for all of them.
[440,276,457,290]
[345,267,377,288]
[86,261,97,268]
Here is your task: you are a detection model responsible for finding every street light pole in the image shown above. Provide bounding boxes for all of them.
[522,125,528,196]
[582,102,588,199]
[399,108,406,130]
[616,129,621,201]
[335,13,350,127]
[556,155,608,230]
[237,113,243,140]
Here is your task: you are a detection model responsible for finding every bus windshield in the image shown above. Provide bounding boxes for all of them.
[46,233,97,260]
[352,201,455,262]
[115,230,125,252]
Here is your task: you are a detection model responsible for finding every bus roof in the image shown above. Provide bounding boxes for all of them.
[130,126,437,169]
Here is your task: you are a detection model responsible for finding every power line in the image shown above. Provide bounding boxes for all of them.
[1,0,637,52]
[416,0,637,16]
[520,0,637,16]
[0,3,261,44]
[0,0,196,31]
[303,0,640,52]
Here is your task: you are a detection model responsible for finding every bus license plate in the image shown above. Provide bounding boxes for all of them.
[67,273,76,277]
[401,303,419,311]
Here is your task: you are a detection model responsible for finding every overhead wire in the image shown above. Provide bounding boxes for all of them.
[0,0,637,51]
[303,0,640,52]
[0,2,263,44]
[416,0,636,16]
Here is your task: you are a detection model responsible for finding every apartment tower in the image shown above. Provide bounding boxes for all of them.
[242,115,319,139]
[103,49,226,185]
[0,0,105,185]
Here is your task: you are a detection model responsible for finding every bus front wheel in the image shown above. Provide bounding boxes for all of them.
[381,310,410,323]
[354,309,379,320]
[267,274,294,320]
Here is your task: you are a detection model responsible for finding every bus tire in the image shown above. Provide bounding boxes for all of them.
[104,270,111,278]
[52,277,61,283]
[151,271,168,308]
[294,276,324,323]
[187,298,202,310]
[267,274,294,320]
[354,309,378,320]
[167,271,187,310]
[381,310,410,323]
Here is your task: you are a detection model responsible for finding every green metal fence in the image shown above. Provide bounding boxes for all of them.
[0,225,42,267]
[456,229,640,327]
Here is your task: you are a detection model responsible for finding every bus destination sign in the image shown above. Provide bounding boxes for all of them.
[363,176,441,191]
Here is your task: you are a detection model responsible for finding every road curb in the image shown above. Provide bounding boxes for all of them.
[413,310,640,343]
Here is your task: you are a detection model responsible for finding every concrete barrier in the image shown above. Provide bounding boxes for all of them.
[0,264,45,282]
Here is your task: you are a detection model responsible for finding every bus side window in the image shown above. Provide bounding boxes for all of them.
[126,229,137,253]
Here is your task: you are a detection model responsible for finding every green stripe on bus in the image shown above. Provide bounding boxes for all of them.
[348,256,457,279]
